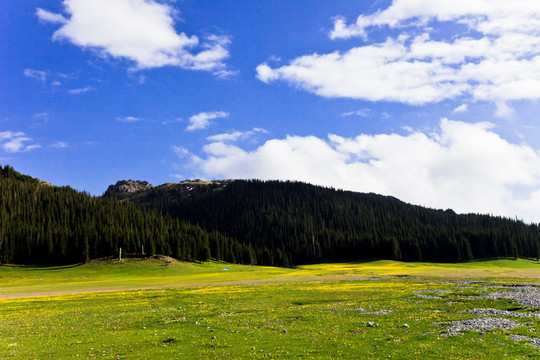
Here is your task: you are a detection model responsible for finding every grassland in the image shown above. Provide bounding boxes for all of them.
[1,258,539,359]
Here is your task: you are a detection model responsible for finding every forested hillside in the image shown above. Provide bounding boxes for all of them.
[2,165,539,266]
[0,166,245,265]
[116,180,540,266]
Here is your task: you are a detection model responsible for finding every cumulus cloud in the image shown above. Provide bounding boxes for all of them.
[256,38,467,105]
[329,0,540,39]
[187,111,229,131]
[0,131,40,153]
[187,120,540,223]
[258,0,540,110]
[206,128,268,142]
[37,0,231,75]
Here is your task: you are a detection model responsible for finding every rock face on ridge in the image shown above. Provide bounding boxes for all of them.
[103,179,153,199]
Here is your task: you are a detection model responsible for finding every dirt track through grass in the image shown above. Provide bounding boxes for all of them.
[1,257,539,298]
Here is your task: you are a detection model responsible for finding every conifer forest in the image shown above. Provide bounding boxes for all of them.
[1,165,539,266]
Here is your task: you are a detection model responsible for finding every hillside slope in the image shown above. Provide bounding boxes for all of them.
[107,179,540,265]
[1,164,538,266]
[0,166,240,265]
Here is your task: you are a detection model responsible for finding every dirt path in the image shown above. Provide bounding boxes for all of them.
[3,267,539,300]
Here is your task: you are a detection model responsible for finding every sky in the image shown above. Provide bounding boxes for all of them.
[2,0,540,223]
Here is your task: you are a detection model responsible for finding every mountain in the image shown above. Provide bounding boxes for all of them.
[104,179,230,204]
[103,179,153,199]
[106,178,540,265]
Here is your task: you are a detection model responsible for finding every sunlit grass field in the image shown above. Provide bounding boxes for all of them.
[1,258,539,359]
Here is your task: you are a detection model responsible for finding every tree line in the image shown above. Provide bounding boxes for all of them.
[0,165,251,265]
[130,180,540,266]
[1,165,539,266]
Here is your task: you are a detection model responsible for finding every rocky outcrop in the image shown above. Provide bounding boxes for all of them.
[103,179,153,198]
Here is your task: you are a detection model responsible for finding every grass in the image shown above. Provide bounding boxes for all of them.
[2,257,538,298]
[0,258,539,359]
[0,257,293,297]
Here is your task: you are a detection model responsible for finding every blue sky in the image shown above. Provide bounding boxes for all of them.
[2,0,540,222]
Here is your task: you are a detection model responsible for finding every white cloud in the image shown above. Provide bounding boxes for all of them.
[57,72,79,80]
[257,38,468,105]
[330,1,540,39]
[170,173,185,181]
[256,63,279,83]
[51,141,69,148]
[22,145,42,152]
[206,128,268,142]
[494,101,515,119]
[452,104,468,113]
[23,69,47,83]
[116,116,141,123]
[36,8,67,24]
[258,1,540,109]
[38,0,231,75]
[162,118,183,125]
[342,109,372,117]
[68,86,95,94]
[188,120,540,223]
[0,131,40,153]
[187,111,229,131]
[330,16,367,40]
[33,112,50,122]
[0,131,22,141]
[172,145,190,158]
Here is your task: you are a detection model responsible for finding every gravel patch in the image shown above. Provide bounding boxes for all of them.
[416,289,450,294]
[415,289,450,300]
[441,317,521,336]
[509,335,540,348]
[457,281,491,286]
[330,307,393,315]
[505,283,540,288]
[477,286,540,307]
[470,308,540,319]
[416,294,442,299]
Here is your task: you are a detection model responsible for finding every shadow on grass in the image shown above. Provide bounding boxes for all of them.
[2,263,85,271]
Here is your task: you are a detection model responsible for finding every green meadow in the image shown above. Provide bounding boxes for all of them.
[1,258,539,359]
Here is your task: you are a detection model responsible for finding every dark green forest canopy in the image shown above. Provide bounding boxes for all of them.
[0,165,237,265]
[115,179,540,265]
[1,165,539,266]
